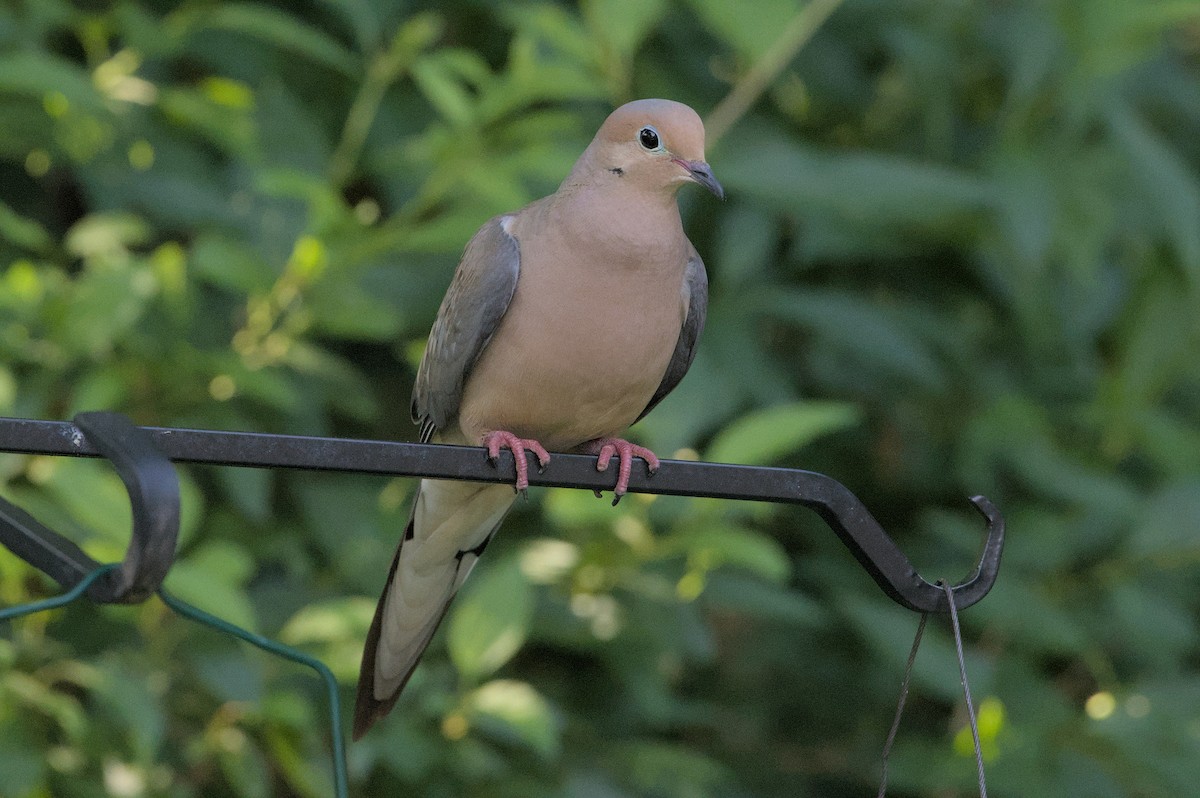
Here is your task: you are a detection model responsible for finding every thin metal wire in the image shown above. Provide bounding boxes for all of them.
[877,611,929,797]
[877,583,988,797]
[0,562,119,621]
[157,589,348,798]
[943,580,988,797]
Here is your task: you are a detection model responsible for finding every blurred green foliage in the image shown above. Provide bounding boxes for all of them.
[2,0,1200,795]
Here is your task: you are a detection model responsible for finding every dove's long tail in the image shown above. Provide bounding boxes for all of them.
[353,478,516,738]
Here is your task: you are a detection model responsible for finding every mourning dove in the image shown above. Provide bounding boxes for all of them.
[353,98,722,738]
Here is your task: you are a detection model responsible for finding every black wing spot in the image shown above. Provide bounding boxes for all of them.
[455,534,493,561]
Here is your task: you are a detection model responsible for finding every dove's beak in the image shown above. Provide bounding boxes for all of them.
[674,159,725,200]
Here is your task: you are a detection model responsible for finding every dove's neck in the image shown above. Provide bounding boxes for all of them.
[550,174,685,269]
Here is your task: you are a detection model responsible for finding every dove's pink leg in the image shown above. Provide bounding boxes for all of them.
[483,431,551,495]
[583,437,660,505]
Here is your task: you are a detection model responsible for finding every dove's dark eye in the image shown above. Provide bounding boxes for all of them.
[638,126,660,150]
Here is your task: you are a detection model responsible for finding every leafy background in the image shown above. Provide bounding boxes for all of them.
[2,0,1199,795]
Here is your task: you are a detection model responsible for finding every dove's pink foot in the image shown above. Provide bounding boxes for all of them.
[583,437,660,505]
[483,431,551,496]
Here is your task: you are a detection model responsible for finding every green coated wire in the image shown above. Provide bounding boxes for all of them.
[1,563,349,798]
[158,588,349,798]
[0,563,119,621]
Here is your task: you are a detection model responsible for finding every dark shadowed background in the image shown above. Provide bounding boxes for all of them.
[2,0,1200,795]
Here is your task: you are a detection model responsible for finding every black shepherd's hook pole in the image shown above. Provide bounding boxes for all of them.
[0,414,1004,613]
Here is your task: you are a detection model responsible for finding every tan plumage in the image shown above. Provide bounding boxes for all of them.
[354,99,720,738]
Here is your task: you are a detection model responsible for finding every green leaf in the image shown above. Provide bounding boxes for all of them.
[700,572,825,625]
[1106,584,1197,669]
[1113,277,1198,405]
[306,280,402,340]
[157,87,257,157]
[718,131,990,237]
[192,4,361,77]
[582,0,668,59]
[0,51,106,113]
[463,679,562,759]
[615,741,734,796]
[0,200,53,253]
[411,51,480,128]
[667,523,792,584]
[0,728,44,795]
[219,742,271,798]
[93,657,167,762]
[164,541,258,631]
[1107,102,1200,280]
[682,0,800,57]
[711,203,778,287]
[280,598,375,646]
[39,458,134,556]
[191,233,277,293]
[215,466,273,525]
[67,366,131,416]
[447,555,534,681]
[706,400,860,465]
[57,274,151,357]
[1129,480,1200,564]
[763,289,950,390]
[317,0,383,50]
[1,667,90,739]
[63,212,151,260]
[279,597,375,682]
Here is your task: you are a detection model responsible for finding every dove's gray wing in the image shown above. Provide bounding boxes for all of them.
[411,216,520,442]
[354,215,521,738]
[636,246,708,423]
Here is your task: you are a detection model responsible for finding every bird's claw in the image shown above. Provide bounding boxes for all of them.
[482,431,551,493]
[584,437,660,504]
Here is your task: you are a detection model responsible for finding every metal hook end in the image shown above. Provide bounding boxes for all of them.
[936,495,1005,612]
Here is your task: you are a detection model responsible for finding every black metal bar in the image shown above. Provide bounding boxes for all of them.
[0,416,1003,612]
[0,497,101,589]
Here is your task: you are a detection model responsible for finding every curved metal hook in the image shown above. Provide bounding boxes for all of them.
[814,489,1005,613]
[0,413,179,603]
[72,412,180,603]
[892,495,1005,613]
[940,495,1006,610]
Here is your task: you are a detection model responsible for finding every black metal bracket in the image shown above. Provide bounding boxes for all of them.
[0,412,180,603]
[0,414,1003,613]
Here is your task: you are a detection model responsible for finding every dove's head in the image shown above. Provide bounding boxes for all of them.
[581,99,724,200]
